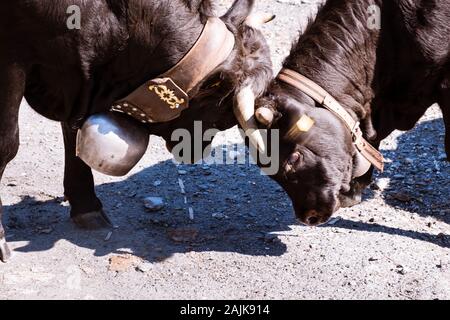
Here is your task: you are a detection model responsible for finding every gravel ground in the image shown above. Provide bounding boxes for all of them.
[0,0,449,300]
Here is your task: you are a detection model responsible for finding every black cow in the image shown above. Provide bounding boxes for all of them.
[0,0,273,261]
[253,0,449,225]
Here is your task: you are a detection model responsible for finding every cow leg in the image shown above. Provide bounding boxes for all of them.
[0,62,25,262]
[61,123,112,229]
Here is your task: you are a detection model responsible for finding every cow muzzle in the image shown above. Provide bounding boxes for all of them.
[297,210,333,226]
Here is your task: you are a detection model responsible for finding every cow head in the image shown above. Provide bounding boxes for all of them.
[164,0,274,156]
[254,86,371,226]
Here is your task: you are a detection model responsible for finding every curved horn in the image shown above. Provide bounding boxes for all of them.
[245,13,276,29]
[234,86,267,153]
[255,107,275,127]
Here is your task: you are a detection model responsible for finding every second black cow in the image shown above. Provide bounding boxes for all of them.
[253,0,450,225]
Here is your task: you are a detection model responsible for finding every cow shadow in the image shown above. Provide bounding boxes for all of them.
[362,118,449,223]
[4,155,294,262]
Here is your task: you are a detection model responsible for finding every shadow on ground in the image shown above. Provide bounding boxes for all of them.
[364,118,449,222]
[4,119,450,262]
[5,156,293,262]
[333,118,450,248]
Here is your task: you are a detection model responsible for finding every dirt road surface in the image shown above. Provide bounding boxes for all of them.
[1,0,449,300]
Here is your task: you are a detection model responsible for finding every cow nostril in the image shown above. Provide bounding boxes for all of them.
[307,216,319,226]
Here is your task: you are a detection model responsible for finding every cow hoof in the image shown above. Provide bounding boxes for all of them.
[0,237,11,263]
[71,210,113,230]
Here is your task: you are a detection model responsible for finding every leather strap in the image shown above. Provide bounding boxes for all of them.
[278,68,384,172]
[112,17,235,123]
[162,17,235,94]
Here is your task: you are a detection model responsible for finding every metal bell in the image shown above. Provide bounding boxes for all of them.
[76,112,150,177]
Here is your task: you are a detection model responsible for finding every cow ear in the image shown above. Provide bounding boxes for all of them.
[222,0,255,27]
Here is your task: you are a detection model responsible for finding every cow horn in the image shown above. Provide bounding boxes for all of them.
[255,107,274,127]
[245,13,276,29]
[234,86,266,153]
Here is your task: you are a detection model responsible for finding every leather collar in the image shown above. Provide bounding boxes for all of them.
[112,17,235,123]
[278,68,384,172]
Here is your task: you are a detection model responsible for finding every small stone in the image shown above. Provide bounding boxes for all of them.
[136,262,153,273]
[212,212,227,219]
[153,180,162,187]
[396,265,407,275]
[178,170,188,175]
[143,197,165,212]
